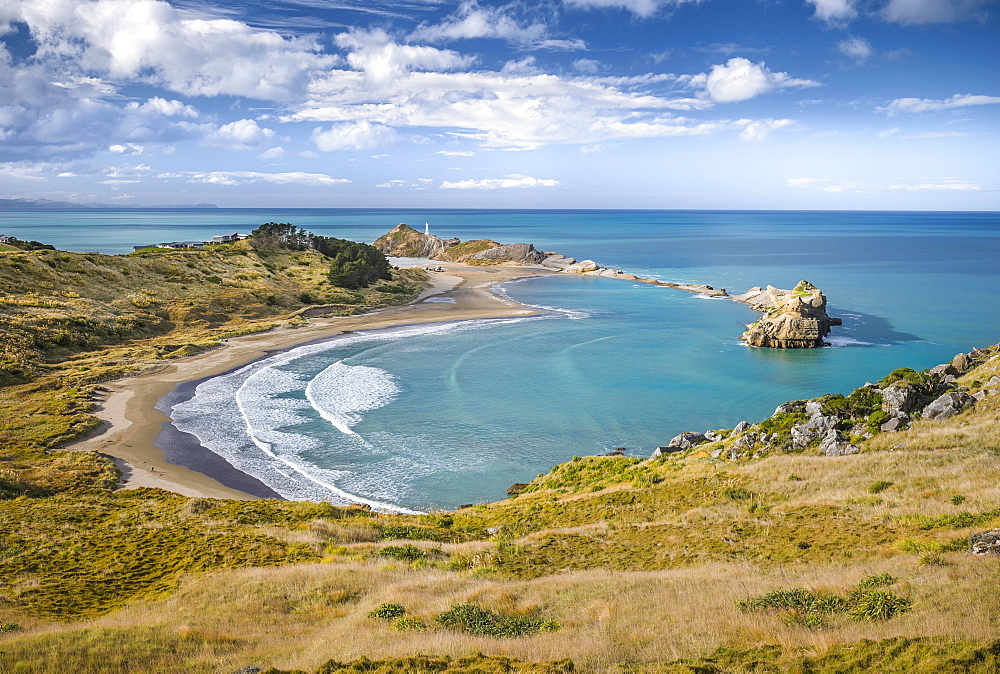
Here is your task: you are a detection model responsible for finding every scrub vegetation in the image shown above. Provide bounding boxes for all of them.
[1,235,999,672]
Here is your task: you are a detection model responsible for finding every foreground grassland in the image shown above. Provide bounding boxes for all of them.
[1,245,998,671]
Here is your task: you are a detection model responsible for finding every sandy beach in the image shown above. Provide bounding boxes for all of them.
[69,264,553,500]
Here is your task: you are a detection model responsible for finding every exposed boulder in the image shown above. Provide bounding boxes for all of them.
[732,420,751,435]
[773,402,804,416]
[472,243,548,265]
[563,259,600,273]
[738,281,841,349]
[921,391,975,420]
[969,529,1000,555]
[668,432,709,450]
[928,363,958,379]
[541,254,577,269]
[507,483,530,496]
[818,429,861,457]
[880,414,909,432]
[881,384,919,417]
[952,352,972,373]
[791,415,840,449]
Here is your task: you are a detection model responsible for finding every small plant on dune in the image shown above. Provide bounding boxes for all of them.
[391,616,427,631]
[848,590,912,621]
[368,603,407,620]
[374,544,426,561]
[738,577,911,626]
[0,622,21,633]
[434,604,558,638]
[867,480,894,494]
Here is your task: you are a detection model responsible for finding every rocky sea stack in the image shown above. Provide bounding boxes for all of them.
[735,281,842,349]
[372,223,459,259]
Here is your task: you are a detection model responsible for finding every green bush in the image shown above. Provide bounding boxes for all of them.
[391,616,427,631]
[374,544,427,562]
[0,622,21,633]
[867,480,894,494]
[848,591,912,621]
[368,603,407,620]
[434,604,557,638]
[857,573,897,589]
[377,525,442,541]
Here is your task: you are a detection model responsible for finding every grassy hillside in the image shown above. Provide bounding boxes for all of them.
[0,242,998,671]
[0,240,428,497]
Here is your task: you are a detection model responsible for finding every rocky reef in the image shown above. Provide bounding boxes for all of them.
[650,344,999,461]
[733,281,842,349]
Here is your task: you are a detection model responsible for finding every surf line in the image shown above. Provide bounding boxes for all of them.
[235,354,422,515]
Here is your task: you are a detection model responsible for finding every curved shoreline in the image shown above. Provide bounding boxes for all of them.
[69,263,554,500]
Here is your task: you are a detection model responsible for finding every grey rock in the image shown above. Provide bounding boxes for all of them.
[986,375,1000,387]
[818,429,861,457]
[563,259,600,273]
[805,400,825,418]
[973,391,987,401]
[921,391,975,420]
[731,432,757,455]
[773,401,805,416]
[969,529,1000,555]
[732,420,750,435]
[234,668,262,674]
[650,445,683,459]
[929,363,958,378]
[472,243,548,264]
[881,384,918,416]
[666,432,709,450]
[711,447,725,459]
[705,430,722,442]
[791,415,839,449]
[541,254,576,269]
[952,352,972,373]
[881,415,909,432]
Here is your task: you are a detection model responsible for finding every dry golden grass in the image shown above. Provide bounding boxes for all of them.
[2,554,997,672]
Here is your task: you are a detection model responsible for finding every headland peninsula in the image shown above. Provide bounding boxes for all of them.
[0,224,998,672]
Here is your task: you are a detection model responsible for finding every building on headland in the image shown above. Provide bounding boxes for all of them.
[157,241,206,249]
[133,233,246,251]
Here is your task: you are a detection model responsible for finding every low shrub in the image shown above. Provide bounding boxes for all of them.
[368,603,407,620]
[391,616,427,631]
[374,544,426,562]
[434,604,557,638]
[738,577,911,626]
[867,480,894,494]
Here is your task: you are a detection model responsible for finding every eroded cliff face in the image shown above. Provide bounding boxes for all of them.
[734,281,841,348]
[372,224,548,265]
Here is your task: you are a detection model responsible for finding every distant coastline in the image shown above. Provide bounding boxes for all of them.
[0,198,219,210]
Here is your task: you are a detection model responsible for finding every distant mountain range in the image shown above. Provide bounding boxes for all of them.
[0,198,219,210]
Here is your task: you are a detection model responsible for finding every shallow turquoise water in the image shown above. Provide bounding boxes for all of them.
[3,209,998,510]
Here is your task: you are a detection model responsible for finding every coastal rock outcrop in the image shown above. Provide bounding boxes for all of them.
[472,243,547,265]
[921,391,975,420]
[373,224,459,259]
[736,281,841,349]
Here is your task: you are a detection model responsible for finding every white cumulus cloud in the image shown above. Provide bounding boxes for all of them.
[440,174,560,189]
[410,1,559,47]
[691,58,821,104]
[838,36,874,62]
[739,118,794,141]
[562,0,701,19]
[806,0,857,25]
[312,121,402,151]
[879,93,1000,114]
[204,119,276,149]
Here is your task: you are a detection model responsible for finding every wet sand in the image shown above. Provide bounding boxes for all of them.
[69,264,553,500]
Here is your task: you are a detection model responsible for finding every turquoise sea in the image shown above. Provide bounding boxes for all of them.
[2,209,998,511]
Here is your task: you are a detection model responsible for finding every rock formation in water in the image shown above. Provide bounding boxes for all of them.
[733,281,842,349]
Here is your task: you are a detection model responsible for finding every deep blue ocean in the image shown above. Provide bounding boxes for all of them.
[3,209,997,511]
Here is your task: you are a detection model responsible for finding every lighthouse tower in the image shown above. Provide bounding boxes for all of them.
[424,221,429,236]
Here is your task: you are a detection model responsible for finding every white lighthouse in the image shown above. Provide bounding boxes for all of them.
[424,221,429,236]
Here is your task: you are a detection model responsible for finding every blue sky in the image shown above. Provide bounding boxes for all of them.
[1,0,997,209]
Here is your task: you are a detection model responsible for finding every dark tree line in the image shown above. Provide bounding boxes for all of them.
[249,222,391,289]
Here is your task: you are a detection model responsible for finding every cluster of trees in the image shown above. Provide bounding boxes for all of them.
[249,222,391,289]
[2,236,55,251]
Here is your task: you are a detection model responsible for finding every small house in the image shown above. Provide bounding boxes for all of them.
[212,232,240,244]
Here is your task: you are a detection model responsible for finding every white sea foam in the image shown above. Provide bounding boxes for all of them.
[493,278,592,320]
[305,361,400,435]
[166,318,526,513]
[826,335,884,347]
